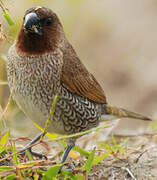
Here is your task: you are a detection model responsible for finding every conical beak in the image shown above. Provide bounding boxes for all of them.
[24,12,43,36]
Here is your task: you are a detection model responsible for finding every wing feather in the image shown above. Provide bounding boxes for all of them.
[61,43,106,104]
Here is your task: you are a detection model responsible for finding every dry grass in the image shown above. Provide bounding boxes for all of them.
[0,134,157,179]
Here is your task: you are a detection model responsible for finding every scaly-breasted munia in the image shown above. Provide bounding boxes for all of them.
[6,6,151,163]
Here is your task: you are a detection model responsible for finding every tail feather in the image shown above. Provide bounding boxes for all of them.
[105,104,152,121]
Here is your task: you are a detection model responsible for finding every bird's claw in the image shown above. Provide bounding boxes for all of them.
[19,147,47,160]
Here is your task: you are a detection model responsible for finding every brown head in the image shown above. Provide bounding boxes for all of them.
[16,6,64,55]
[15,6,107,104]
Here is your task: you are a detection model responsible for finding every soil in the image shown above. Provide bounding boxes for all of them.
[0,134,157,179]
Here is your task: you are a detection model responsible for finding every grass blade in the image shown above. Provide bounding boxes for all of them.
[41,94,58,140]
[73,145,89,157]
[3,12,14,26]
[0,2,14,26]
[0,131,10,154]
[5,173,16,180]
[12,143,19,165]
[0,166,13,172]
[25,150,33,161]
[33,122,59,139]
[82,147,96,175]
[92,150,112,166]
[59,170,76,180]
[41,165,61,180]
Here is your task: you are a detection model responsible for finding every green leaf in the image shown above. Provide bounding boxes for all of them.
[16,161,38,169]
[41,165,61,180]
[0,131,10,154]
[111,134,117,146]
[59,140,89,159]
[118,138,128,153]
[60,140,67,148]
[59,170,76,180]
[99,136,128,155]
[98,141,111,150]
[0,131,10,147]
[3,12,14,26]
[75,174,84,180]
[33,173,39,180]
[0,166,13,172]
[73,145,89,157]
[0,2,14,26]
[38,169,46,177]
[92,150,111,166]
[82,147,96,175]
[12,143,19,165]
[150,120,157,131]
[25,149,33,161]
[49,95,58,117]
[5,173,16,180]
[48,123,111,143]
[33,122,59,139]
[41,94,58,140]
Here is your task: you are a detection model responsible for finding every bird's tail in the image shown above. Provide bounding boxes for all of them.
[105,104,152,121]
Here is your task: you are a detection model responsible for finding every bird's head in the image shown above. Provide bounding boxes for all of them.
[16,6,64,55]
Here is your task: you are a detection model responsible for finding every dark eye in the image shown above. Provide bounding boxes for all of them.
[45,17,52,26]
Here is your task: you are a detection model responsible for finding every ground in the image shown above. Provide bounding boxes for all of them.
[0,133,157,179]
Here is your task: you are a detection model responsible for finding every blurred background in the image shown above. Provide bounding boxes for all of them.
[0,0,157,141]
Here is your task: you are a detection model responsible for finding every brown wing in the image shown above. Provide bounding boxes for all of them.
[61,43,107,104]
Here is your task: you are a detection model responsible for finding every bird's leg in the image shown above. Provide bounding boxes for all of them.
[61,142,75,163]
[59,142,75,172]
[19,132,47,159]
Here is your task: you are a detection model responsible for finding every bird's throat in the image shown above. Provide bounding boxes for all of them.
[16,29,56,55]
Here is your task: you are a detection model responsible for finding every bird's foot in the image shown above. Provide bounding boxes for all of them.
[58,165,74,174]
[18,133,47,159]
[19,147,47,159]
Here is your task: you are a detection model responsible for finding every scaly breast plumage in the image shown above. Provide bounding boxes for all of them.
[7,46,103,135]
[53,86,102,134]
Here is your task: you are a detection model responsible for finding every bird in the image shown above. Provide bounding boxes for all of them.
[6,6,152,164]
